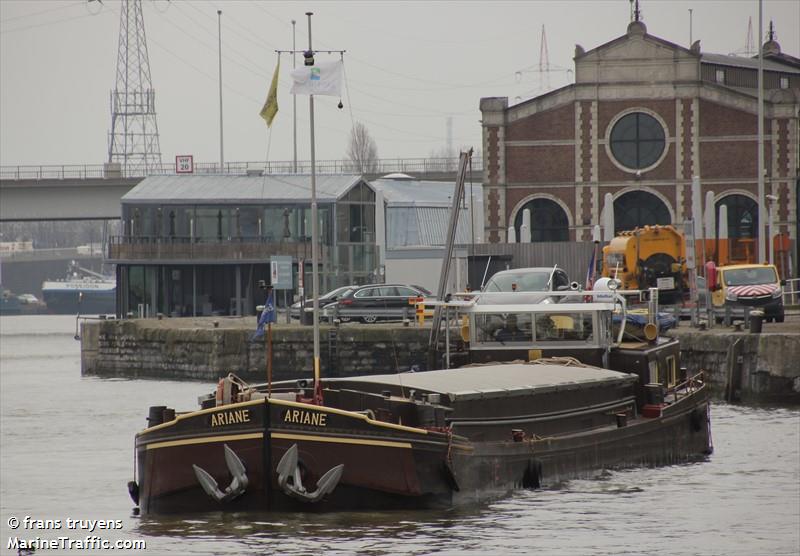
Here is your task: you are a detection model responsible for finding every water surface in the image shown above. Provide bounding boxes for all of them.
[1,315,798,555]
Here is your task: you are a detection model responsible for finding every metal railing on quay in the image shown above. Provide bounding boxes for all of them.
[1,157,484,181]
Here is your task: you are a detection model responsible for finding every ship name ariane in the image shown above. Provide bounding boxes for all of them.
[284,409,327,427]
[211,409,251,427]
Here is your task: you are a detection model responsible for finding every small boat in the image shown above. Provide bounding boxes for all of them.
[41,261,115,315]
[129,292,712,515]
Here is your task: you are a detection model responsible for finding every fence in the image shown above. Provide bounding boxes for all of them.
[0,157,484,181]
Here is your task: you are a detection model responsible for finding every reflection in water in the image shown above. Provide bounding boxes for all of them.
[1,315,798,556]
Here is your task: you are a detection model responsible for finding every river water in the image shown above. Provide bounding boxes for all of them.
[1,314,798,556]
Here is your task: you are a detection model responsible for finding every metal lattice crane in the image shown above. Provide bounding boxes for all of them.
[107,0,163,176]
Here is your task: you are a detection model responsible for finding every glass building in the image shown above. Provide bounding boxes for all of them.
[109,174,378,317]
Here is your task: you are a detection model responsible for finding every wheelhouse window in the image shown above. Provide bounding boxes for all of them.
[534,312,594,342]
[609,112,666,170]
[472,311,595,345]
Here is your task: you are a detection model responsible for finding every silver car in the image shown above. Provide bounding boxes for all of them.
[479,266,576,304]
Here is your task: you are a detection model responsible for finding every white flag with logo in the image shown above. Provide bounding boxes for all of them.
[290,60,343,96]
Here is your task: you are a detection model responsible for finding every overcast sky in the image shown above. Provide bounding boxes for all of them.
[1,0,798,168]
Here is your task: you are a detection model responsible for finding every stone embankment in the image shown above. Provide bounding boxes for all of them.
[80,317,432,383]
[668,322,800,404]
[80,316,800,403]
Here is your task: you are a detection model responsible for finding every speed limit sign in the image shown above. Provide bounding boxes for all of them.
[176,155,194,174]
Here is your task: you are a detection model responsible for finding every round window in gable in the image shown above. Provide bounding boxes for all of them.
[609,112,665,170]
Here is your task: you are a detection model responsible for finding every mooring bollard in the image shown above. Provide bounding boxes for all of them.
[749,310,764,334]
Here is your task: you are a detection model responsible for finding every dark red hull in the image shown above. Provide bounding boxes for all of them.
[135,384,711,515]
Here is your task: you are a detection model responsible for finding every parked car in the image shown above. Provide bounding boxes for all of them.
[479,266,578,304]
[334,284,434,323]
[708,263,785,323]
[290,285,356,320]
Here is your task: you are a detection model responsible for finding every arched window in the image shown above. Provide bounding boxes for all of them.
[715,195,757,240]
[513,198,569,241]
[715,194,758,263]
[613,190,670,233]
[609,112,666,170]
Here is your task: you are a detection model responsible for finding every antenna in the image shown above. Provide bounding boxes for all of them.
[539,24,550,91]
[730,16,757,57]
[107,0,163,176]
[745,16,755,56]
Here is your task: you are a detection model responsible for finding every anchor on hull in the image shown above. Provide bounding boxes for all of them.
[276,444,344,503]
[192,444,249,503]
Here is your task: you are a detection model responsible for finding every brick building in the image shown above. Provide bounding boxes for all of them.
[480,19,799,271]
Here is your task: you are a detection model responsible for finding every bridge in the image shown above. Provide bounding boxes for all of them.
[0,157,482,222]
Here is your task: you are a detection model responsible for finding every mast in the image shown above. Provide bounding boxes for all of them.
[429,149,472,366]
[276,16,344,405]
[305,12,322,404]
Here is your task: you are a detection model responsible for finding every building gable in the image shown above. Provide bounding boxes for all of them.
[575,22,698,85]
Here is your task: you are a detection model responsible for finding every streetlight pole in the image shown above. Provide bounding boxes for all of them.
[217,10,224,172]
[757,0,766,262]
[292,19,298,174]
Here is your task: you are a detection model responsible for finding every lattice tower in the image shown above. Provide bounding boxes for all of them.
[539,24,550,91]
[107,0,162,175]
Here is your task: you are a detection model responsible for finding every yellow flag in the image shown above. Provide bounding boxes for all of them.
[259,59,280,127]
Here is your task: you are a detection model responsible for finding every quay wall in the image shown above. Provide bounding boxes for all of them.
[80,318,434,383]
[80,318,800,403]
[674,331,800,405]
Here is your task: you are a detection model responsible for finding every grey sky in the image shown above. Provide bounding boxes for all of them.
[1,0,798,168]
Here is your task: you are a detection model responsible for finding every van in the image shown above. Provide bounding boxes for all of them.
[708,263,785,323]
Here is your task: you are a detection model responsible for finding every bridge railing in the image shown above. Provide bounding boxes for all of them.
[1,157,484,181]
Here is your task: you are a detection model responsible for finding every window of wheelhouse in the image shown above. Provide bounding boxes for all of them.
[665,355,677,387]
[533,311,594,342]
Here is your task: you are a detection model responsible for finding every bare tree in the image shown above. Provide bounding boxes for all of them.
[346,122,379,174]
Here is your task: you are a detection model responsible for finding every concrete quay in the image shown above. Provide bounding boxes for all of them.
[80,315,800,404]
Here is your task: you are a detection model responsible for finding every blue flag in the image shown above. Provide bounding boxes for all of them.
[252,290,277,340]
[585,244,598,290]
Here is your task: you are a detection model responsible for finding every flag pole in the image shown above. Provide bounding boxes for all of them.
[306,12,322,405]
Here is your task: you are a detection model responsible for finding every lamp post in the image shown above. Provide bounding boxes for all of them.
[217,10,224,172]
[292,19,297,174]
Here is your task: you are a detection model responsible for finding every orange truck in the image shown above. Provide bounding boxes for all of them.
[601,225,687,303]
